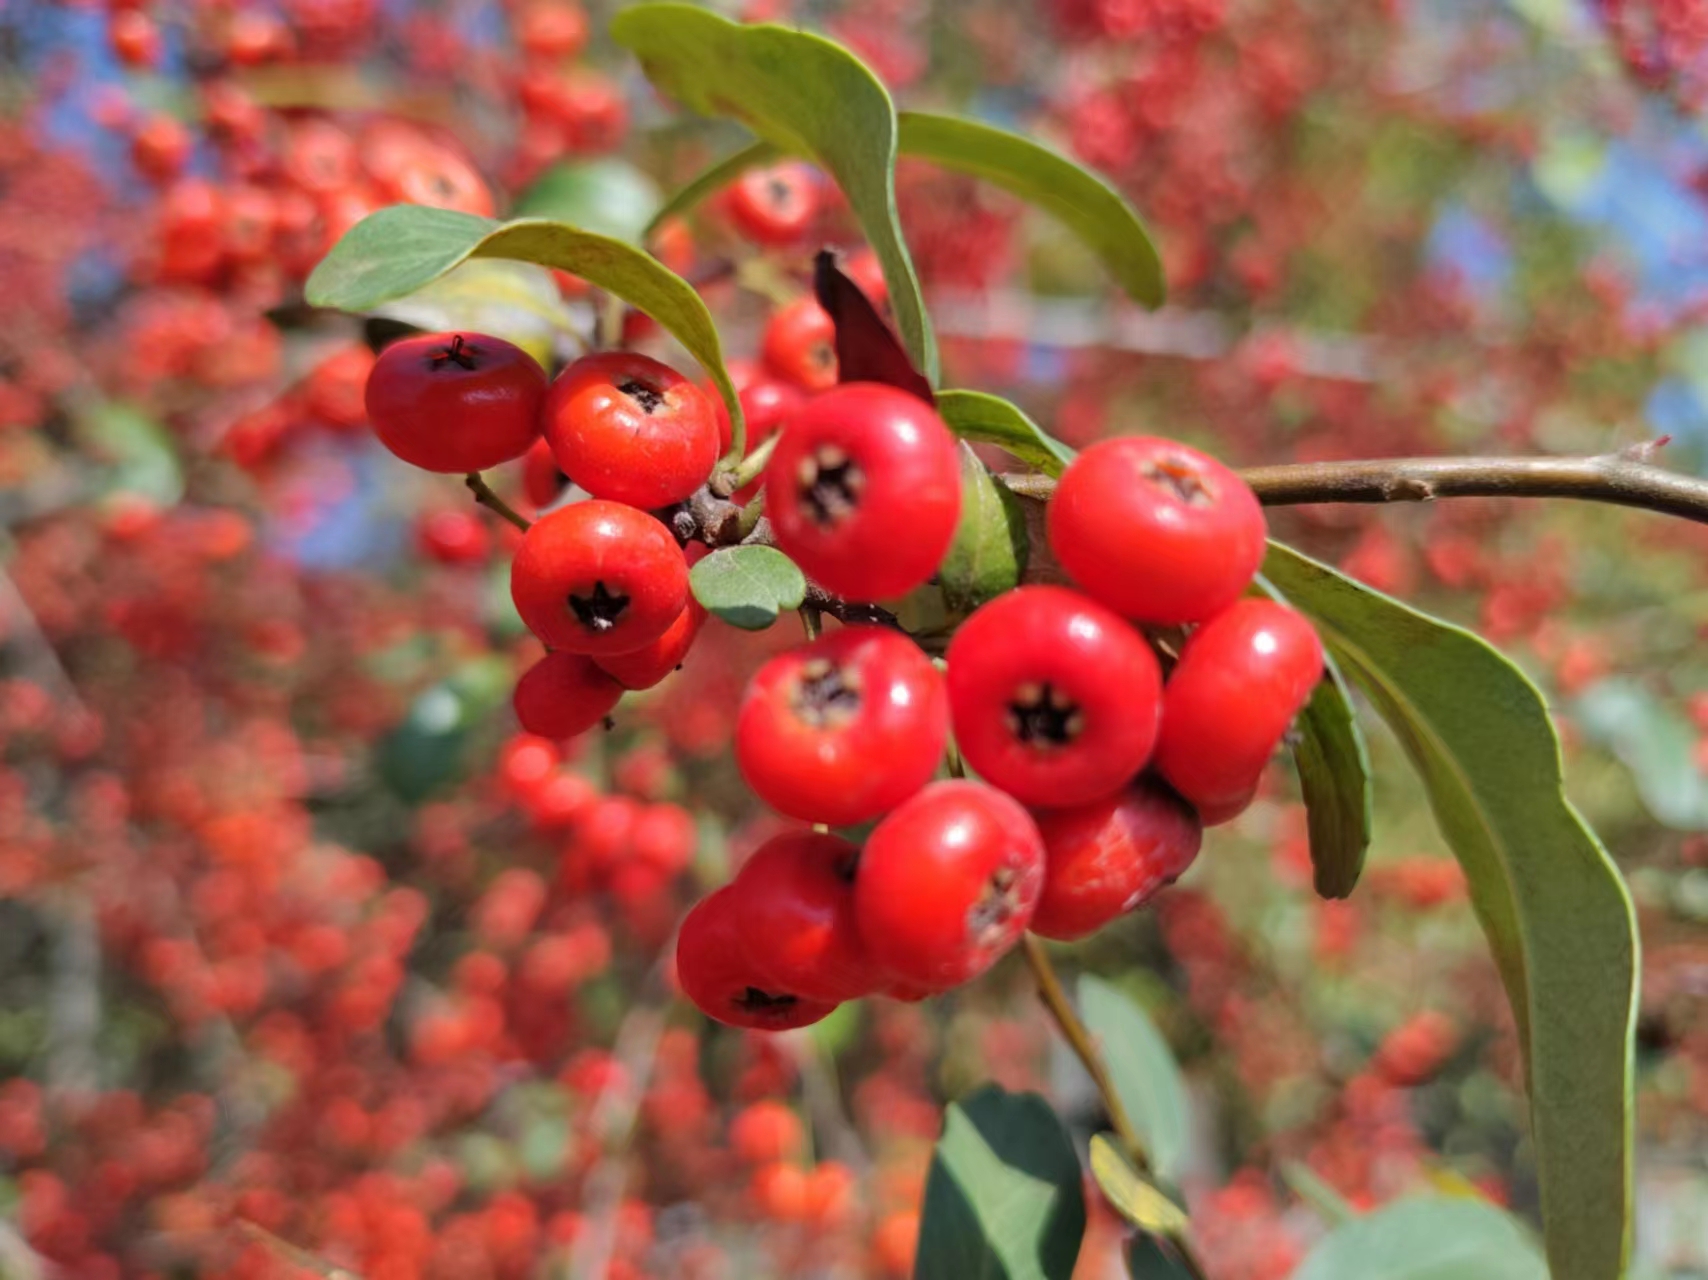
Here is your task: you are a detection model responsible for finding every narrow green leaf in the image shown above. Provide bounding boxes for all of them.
[645,139,781,242]
[1262,543,1637,1280]
[512,158,663,243]
[914,1086,1085,1280]
[304,206,743,445]
[369,259,571,368]
[610,3,938,384]
[1281,1160,1359,1227]
[936,390,1076,476]
[1077,976,1189,1187]
[940,444,1029,614]
[1292,1196,1547,1280]
[690,545,807,631]
[1574,677,1708,829]
[1088,1134,1188,1236]
[1293,650,1374,898]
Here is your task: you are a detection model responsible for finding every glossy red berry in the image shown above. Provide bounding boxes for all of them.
[946,586,1162,808]
[761,298,837,393]
[593,546,710,690]
[1048,436,1267,624]
[1153,599,1324,820]
[726,163,820,246]
[732,832,878,1002]
[543,352,721,508]
[736,625,947,826]
[708,359,806,457]
[676,888,838,1031]
[513,651,624,740]
[853,781,1045,992]
[510,502,688,655]
[365,332,547,474]
[1028,777,1202,941]
[764,384,961,602]
[521,437,570,509]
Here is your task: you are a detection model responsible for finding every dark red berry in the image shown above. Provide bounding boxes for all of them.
[946,586,1162,808]
[510,502,688,655]
[1048,436,1267,624]
[1153,599,1324,821]
[853,780,1045,992]
[761,297,837,393]
[736,625,947,826]
[726,162,820,247]
[364,332,547,474]
[764,384,961,602]
[513,651,624,740]
[732,832,878,1002]
[676,887,838,1031]
[1028,777,1202,941]
[543,351,721,508]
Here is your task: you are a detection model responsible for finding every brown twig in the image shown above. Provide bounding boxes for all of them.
[464,471,532,533]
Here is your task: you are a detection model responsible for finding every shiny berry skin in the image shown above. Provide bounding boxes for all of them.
[1154,599,1324,820]
[593,546,710,690]
[543,352,721,508]
[522,437,569,509]
[761,297,837,392]
[946,586,1162,808]
[736,625,947,826]
[1048,436,1267,625]
[732,832,878,1002]
[708,359,806,457]
[1028,777,1202,941]
[365,332,548,474]
[853,780,1046,992]
[513,651,624,740]
[676,888,838,1031]
[764,384,961,602]
[726,163,820,247]
[510,502,688,656]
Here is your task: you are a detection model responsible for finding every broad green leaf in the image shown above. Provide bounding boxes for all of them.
[512,158,663,243]
[78,402,183,506]
[1262,543,1637,1280]
[937,390,1076,476]
[1293,650,1374,898]
[370,259,572,367]
[1077,976,1189,1187]
[610,4,938,384]
[1125,1236,1195,1280]
[690,545,806,631]
[1292,1196,1546,1280]
[304,206,743,446]
[1282,1160,1359,1227]
[940,444,1029,614]
[646,139,781,241]
[1088,1134,1188,1236]
[914,1086,1085,1280]
[1574,677,1708,829]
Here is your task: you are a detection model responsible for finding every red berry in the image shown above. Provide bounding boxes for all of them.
[543,352,720,508]
[365,333,547,474]
[417,510,492,565]
[110,9,162,66]
[726,163,820,246]
[764,384,961,602]
[513,651,624,740]
[946,586,1162,808]
[732,832,879,1002]
[1028,777,1202,941]
[516,0,588,60]
[1153,599,1324,820]
[761,298,837,392]
[853,780,1045,992]
[510,502,688,655]
[736,625,947,826]
[1048,436,1267,624]
[676,888,838,1031]
[522,438,570,510]
[592,593,706,691]
[708,359,806,458]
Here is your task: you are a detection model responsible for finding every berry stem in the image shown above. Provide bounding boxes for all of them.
[713,431,782,498]
[464,472,532,533]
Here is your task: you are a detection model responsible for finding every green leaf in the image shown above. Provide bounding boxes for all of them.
[376,657,511,802]
[1125,1236,1196,1280]
[1293,650,1374,898]
[1291,1196,1547,1280]
[512,158,663,243]
[1077,976,1189,1187]
[1574,677,1708,829]
[305,205,743,446]
[936,390,1076,476]
[1282,1160,1359,1227]
[940,444,1029,614]
[895,112,1164,308]
[77,401,183,506]
[646,139,781,241]
[369,259,571,368]
[1088,1134,1188,1236]
[1262,543,1637,1280]
[610,3,937,385]
[914,1086,1085,1280]
[690,545,807,631]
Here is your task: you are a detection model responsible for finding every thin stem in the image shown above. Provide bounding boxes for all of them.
[465,472,532,533]
[714,431,781,497]
[798,603,823,640]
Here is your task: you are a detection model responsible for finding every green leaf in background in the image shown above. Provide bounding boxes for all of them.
[304,206,743,447]
[1262,543,1637,1280]
[1088,1134,1188,1236]
[914,1085,1085,1280]
[1291,1196,1547,1280]
[369,259,572,368]
[1282,1160,1359,1227]
[375,657,511,803]
[937,390,1076,476]
[1292,649,1374,898]
[512,158,663,243]
[1574,676,1708,829]
[939,444,1029,614]
[1125,1236,1196,1280]
[77,401,183,506]
[1077,975,1190,1187]
[689,545,807,631]
[610,3,938,385]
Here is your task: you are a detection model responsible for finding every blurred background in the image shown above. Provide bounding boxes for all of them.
[3,0,1708,1276]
